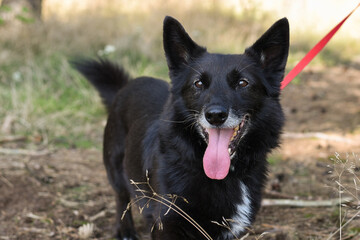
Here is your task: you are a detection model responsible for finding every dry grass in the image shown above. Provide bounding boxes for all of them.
[123,171,212,240]
[327,153,360,239]
[124,159,360,239]
[124,171,270,240]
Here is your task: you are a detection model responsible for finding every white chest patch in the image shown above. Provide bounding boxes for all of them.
[222,182,252,239]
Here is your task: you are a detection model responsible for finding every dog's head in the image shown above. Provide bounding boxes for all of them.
[163,16,289,180]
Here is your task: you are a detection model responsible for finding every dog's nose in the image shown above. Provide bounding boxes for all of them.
[205,106,228,126]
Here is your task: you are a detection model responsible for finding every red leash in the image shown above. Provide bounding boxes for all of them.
[281,3,360,90]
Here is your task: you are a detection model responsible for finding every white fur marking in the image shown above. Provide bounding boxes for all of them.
[223,182,252,239]
[199,109,241,129]
[260,52,266,64]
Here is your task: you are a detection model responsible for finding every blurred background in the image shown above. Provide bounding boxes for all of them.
[1,1,360,239]
[1,0,360,147]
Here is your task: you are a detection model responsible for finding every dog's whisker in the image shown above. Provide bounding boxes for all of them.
[160,119,188,124]
[182,62,202,75]
[237,63,255,73]
[188,109,200,114]
[192,58,205,73]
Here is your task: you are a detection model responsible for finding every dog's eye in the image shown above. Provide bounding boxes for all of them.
[194,80,204,89]
[238,78,249,88]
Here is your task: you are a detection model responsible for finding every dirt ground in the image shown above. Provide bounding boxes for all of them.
[1,66,360,240]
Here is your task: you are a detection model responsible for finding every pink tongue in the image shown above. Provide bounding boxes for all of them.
[203,128,234,180]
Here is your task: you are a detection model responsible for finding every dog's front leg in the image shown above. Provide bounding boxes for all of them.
[151,222,202,240]
[151,228,187,240]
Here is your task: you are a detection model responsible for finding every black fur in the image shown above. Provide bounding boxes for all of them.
[73,16,289,240]
[71,59,130,112]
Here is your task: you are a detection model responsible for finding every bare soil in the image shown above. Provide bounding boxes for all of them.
[1,66,360,240]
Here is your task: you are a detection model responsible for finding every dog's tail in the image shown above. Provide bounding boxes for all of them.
[71,59,130,111]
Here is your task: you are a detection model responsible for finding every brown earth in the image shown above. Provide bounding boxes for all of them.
[1,66,360,240]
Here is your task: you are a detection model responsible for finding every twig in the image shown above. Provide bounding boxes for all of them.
[0,135,27,143]
[88,210,106,222]
[283,132,353,144]
[1,115,14,134]
[0,148,50,156]
[264,190,295,199]
[21,227,47,233]
[59,198,80,208]
[262,197,353,207]
[26,212,54,224]
[0,175,14,188]
[0,236,12,240]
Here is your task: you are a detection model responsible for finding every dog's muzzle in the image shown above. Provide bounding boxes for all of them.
[198,109,250,180]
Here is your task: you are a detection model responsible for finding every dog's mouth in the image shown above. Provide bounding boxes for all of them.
[200,114,250,180]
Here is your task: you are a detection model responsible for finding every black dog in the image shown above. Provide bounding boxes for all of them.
[73,16,289,240]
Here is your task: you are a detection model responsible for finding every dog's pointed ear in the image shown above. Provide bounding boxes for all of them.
[245,18,289,85]
[163,16,206,72]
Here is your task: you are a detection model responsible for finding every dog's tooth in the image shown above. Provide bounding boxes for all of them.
[232,131,237,139]
[228,148,231,154]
